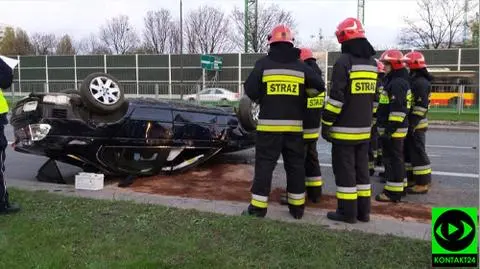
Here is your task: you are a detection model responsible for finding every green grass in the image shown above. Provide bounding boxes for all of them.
[427,111,479,122]
[0,189,431,269]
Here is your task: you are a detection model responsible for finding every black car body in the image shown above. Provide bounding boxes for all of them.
[10,92,255,179]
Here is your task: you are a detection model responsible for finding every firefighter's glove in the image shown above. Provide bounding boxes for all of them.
[321,126,332,143]
[381,126,395,139]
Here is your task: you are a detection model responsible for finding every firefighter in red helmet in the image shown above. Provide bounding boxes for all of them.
[279,47,325,205]
[368,59,386,176]
[403,51,433,194]
[322,17,377,223]
[376,49,411,202]
[242,24,326,219]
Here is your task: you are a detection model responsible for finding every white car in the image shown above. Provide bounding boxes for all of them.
[183,88,240,102]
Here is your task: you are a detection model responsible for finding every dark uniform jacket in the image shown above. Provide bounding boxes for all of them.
[321,53,377,145]
[303,58,325,141]
[408,69,432,131]
[376,68,410,138]
[244,44,326,133]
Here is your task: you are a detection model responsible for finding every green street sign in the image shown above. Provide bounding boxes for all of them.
[200,54,222,71]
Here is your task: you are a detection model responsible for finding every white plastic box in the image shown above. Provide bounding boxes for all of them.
[75,172,104,190]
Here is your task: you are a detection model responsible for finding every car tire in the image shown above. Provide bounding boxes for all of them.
[79,73,125,115]
[188,98,195,102]
[237,95,259,132]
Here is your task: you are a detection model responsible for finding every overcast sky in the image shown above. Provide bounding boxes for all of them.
[2,0,419,49]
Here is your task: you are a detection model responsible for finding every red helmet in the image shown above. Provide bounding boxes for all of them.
[300,48,314,61]
[379,49,405,70]
[403,51,427,69]
[267,24,294,45]
[375,59,385,73]
[335,17,366,43]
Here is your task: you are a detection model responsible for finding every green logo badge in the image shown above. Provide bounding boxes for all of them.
[432,207,478,267]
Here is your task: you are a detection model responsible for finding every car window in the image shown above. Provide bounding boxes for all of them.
[215,89,224,94]
[131,107,172,122]
[200,89,212,95]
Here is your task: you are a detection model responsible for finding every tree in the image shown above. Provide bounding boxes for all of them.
[31,32,57,55]
[0,27,34,55]
[143,9,173,54]
[184,6,232,54]
[305,28,340,52]
[168,21,182,53]
[100,15,138,54]
[398,0,478,49]
[231,4,296,52]
[56,34,76,55]
[77,34,111,55]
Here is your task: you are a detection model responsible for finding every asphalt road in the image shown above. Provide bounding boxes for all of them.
[4,124,479,207]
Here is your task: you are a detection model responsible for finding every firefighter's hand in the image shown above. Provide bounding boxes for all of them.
[321,127,332,142]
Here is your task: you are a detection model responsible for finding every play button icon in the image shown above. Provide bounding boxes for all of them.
[433,209,476,252]
[448,223,459,236]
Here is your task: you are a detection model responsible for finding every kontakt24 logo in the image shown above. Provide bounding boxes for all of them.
[432,207,478,268]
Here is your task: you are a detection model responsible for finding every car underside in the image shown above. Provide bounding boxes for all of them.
[10,73,256,183]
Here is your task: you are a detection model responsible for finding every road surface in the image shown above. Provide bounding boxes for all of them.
[4,125,479,207]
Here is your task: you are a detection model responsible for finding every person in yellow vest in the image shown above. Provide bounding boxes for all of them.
[0,57,20,214]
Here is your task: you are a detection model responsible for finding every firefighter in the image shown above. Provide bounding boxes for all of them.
[0,57,20,214]
[375,49,411,203]
[242,25,326,219]
[403,51,433,194]
[368,59,385,176]
[322,17,377,224]
[279,47,325,205]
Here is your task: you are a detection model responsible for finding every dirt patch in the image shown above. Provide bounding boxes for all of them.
[128,164,431,222]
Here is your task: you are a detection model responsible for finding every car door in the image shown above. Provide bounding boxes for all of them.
[199,89,212,101]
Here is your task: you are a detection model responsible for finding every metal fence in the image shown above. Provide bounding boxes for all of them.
[5,48,479,114]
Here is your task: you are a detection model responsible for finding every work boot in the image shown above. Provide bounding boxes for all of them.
[288,204,304,220]
[327,210,357,224]
[306,187,322,203]
[406,184,430,194]
[375,192,401,203]
[279,193,288,205]
[0,202,21,215]
[241,204,266,218]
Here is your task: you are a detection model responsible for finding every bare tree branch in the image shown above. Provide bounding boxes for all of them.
[30,32,57,55]
[143,9,172,54]
[184,6,232,54]
[56,34,76,55]
[77,34,111,55]
[168,20,181,54]
[100,15,138,54]
[398,0,475,48]
[231,4,296,52]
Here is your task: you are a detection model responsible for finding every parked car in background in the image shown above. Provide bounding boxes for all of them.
[183,88,240,102]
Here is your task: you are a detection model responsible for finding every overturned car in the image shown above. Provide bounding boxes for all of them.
[11,73,257,183]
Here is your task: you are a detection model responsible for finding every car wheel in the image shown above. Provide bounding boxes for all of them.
[237,95,259,131]
[79,73,125,115]
[188,98,196,102]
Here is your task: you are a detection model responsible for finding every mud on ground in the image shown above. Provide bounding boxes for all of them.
[128,163,432,223]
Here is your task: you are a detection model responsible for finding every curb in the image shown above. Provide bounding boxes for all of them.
[7,179,431,241]
[428,124,479,132]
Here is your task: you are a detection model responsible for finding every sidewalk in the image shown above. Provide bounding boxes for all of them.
[429,120,479,132]
[7,179,432,241]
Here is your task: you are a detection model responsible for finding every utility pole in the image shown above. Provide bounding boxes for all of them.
[244,0,258,53]
[180,0,184,93]
[357,0,365,25]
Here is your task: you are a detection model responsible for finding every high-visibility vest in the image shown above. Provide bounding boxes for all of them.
[0,89,9,114]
